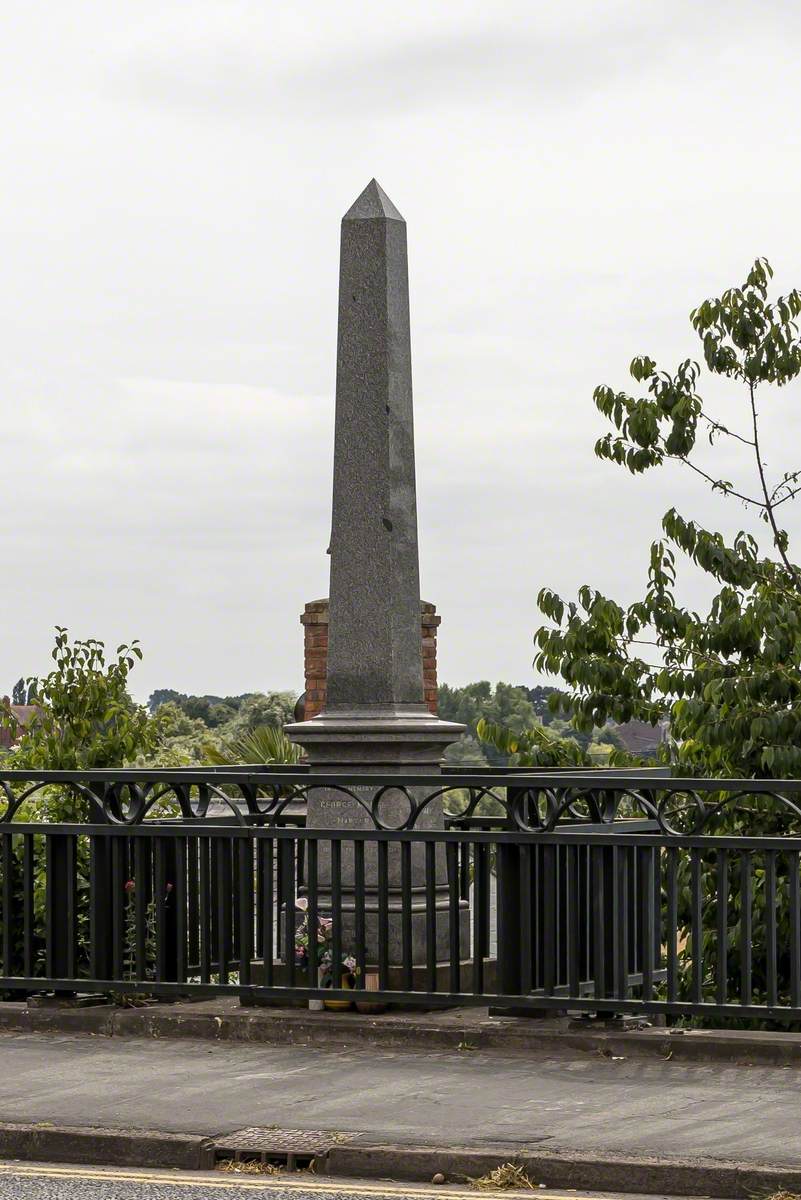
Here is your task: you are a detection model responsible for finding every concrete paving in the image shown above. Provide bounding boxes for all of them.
[6,999,801,1068]
[0,1031,797,1169]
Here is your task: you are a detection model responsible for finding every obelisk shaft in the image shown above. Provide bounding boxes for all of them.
[326,181,424,711]
[286,180,464,769]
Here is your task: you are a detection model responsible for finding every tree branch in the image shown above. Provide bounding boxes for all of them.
[748,383,801,589]
[772,483,801,508]
[666,455,764,508]
[699,410,755,447]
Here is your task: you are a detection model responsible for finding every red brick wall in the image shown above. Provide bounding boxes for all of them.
[301,600,440,720]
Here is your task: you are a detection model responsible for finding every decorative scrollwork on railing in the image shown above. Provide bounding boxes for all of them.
[0,779,44,824]
[0,774,259,827]
[2,769,801,835]
[654,786,801,836]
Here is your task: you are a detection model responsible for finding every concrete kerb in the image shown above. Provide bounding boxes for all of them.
[0,1123,800,1197]
[2,999,801,1066]
[0,1123,215,1170]
[326,1144,801,1197]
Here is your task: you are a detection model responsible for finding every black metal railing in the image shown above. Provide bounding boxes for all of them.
[0,764,675,828]
[2,767,801,1021]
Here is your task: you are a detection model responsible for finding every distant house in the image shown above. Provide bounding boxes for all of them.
[613,719,668,758]
[0,700,37,750]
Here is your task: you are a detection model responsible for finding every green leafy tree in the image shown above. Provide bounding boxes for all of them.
[441,733,489,768]
[181,696,216,724]
[147,689,297,732]
[537,259,801,780]
[516,684,560,724]
[143,692,300,767]
[439,682,537,734]
[0,629,160,977]
[438,681,621,768]
[476,717,591,768]
[438,682,540,765]
[141,701,218,766]
[232,692,297,733]
[4,629,159,780]
[535,260,801,1019]
[147,688,182,713]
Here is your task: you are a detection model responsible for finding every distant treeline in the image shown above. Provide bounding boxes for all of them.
[146,681,661,767]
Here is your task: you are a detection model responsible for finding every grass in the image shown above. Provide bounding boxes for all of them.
[469,1162,537,1190]
[216,1158,282,1175]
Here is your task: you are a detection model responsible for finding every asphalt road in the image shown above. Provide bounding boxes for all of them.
[0,1164,664,1200]
[0,1163,467,1198]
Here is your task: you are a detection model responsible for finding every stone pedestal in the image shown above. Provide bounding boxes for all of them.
[285,709,469,964]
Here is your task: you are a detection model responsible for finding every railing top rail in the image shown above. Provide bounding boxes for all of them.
[0,765,796,791]
[1,819,799,851]
[3,766,801,835]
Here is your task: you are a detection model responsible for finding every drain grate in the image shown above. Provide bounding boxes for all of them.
[214,1127,358,1171]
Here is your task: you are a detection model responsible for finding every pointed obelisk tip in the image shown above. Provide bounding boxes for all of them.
[342,179,404,223]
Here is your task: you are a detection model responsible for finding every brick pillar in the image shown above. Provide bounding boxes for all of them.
[301,599,440,721]
[421,601,440,715]
[301,600,329,721]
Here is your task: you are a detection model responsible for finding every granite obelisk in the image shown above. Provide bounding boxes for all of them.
[285,181,465,963]
[286,179,464,771]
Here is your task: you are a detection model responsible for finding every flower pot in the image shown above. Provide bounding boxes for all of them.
[308,964,325,1011]
[323,971,355,1011]
[355,970,387,1015]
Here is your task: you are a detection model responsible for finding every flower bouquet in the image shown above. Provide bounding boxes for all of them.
[294,897,358,1010]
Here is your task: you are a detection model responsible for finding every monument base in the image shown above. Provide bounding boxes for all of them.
[284,706,468,969]
[243,954,496,1004]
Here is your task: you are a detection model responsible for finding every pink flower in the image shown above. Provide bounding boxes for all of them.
[124,880,135,892]
[165,882,174,893]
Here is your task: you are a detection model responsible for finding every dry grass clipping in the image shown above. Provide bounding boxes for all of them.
[216,1158,281,1175]
[469,1162,536,1190]
[765,1193,801,1200]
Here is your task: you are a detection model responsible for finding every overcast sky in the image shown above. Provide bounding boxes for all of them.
[3,1,801,703]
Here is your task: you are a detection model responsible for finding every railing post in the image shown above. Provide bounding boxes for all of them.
[476,832,491,962]
[279,835,297,971]
[590,843,616,1006]
[88,784,114,983]
[493,788,559,1017]
[495,840,521,998]
[45,832,76,994]
[154,835,180,986]
[89,833,113,982]
[1,832,17,982]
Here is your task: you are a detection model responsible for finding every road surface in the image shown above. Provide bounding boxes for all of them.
[0,1163,682,1200]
